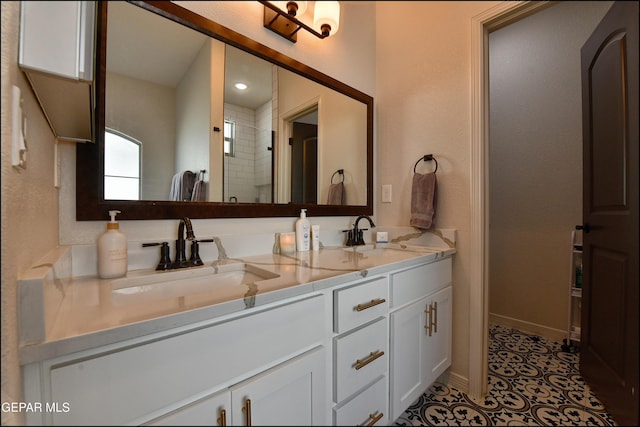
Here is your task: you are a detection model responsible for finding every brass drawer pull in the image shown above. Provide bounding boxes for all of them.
[217,408,227,426]
[362,412,384,426]
[242,399,251,426]
[354,350,384,370]
[356,298,386,312]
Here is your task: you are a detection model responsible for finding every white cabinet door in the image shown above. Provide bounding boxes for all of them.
[390,285,452,420]
[390,295,430,420]
[19,1,94,80]
[18,1,95,141]
[230,346,326,426]
[424,286,452,387]
[146,390,231,426]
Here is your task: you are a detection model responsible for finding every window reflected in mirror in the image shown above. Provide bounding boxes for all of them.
[104,129,140,200]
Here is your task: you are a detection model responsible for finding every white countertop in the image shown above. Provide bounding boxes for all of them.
[19,243,455,365]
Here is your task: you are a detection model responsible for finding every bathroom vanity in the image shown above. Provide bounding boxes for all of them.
[20,240,454,426]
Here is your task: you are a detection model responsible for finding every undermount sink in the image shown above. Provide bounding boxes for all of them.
[383,243,442,253]
[342,245,395,255]
[110,262,279,304]
[342,243,443,255]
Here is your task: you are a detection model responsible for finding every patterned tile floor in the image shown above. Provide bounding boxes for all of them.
[393,323,617,426]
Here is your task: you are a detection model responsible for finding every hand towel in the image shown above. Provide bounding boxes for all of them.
[169,172,182,201]
[409,172,437,230]
[181,171,196,201]
[327,182,345,205]
[169,171,196,201]
[191,180,207,202]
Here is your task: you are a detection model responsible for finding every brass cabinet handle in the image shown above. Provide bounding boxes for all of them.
[242,399,251,426]
[356,298,386,312]
[362,412,384,426]
[424,303,432,336]
[433,301,438,334]
[217,408,226,426]
[354,350,384,370]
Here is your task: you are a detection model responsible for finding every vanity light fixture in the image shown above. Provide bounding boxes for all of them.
[259,1,340,43]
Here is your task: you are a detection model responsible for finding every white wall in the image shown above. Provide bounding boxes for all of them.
[488,1,613,337]
[175,38,212,194]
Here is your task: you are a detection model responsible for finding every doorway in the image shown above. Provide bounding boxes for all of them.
[487,3,613,344]
[290,114,318,204]
[468,0,612,399]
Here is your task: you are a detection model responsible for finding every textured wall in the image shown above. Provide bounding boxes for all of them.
[1,2,60,424]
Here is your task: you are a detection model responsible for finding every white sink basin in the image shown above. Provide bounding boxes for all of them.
[110,263,279,305]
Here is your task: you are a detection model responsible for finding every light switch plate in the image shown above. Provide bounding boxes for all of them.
[382,184,392,203]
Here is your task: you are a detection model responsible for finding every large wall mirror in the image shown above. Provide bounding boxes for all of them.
[76,0,373,220]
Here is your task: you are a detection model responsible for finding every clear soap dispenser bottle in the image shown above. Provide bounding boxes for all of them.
[295,209,311,252]
[98,210,128,279]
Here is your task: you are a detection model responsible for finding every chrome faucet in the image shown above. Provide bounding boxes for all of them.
[344,215,376,246]
[172,217,196,269]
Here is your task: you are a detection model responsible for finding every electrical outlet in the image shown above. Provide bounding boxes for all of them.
[382,184,392,203]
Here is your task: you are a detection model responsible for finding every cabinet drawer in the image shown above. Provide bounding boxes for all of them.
[334,317,388,403]
[334,276,388,333]
[49,295,325,425]
[334,375,388,426]
[145,390,230,426]
[391,258,451,308]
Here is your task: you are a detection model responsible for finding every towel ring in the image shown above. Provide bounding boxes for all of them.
[413,154,438,174]
[331,169,344,184]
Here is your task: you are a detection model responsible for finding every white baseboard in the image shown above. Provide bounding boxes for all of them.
[489,313,567,342]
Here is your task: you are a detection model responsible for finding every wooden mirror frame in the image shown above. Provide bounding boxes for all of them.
[76,0,373,221]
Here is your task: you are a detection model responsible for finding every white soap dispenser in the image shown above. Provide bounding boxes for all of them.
[98,210,128,279]
[295,209,311,252]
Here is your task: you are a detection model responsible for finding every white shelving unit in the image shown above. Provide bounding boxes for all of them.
[563,228,582,352]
